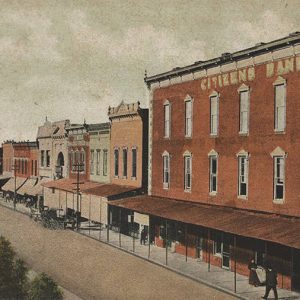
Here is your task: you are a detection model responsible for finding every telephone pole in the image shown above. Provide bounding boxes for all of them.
[11,161,19,211]
[72,162,84,230]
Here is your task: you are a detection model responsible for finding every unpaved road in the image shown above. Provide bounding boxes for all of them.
[0,205,236,300]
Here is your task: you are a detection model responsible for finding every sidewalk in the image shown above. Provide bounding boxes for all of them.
[1,198,299,300]
[79,221,300,300]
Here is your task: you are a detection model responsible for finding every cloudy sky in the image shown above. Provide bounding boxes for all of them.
[0,0,299,143]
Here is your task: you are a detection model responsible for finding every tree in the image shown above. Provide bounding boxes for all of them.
[0,236,28,299]
[27,273,63,300]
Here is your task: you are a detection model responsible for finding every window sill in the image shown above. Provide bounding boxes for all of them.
[184,189,191,193]
[122,176,127,179]
[184,135,192,139]
[163,185,169,190]
[131,177,137,180]
[273,199,284,204]
[114,176,119,179]
[274,130,285,135]
[210,134,218,138]
[209,191,217,196]
[163,136,171,139]
[239,132,249,137]
[238,195,248,200]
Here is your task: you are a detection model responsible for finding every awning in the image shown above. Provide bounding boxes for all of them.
[2,177,27,192]
[42,178,138,199]
[29,178,52,196]
[109,195,300,250]
[17,178,38,196]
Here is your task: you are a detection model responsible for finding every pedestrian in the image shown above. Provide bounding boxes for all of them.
[262,262,278,300]
[248,257,259,286]
[140,228,145,245]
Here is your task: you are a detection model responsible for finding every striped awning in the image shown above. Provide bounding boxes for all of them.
[2,177,27,192]
[17,178,38,196]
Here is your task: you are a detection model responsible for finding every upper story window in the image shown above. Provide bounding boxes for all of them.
[96,150,100,175]
[271,147,286,203]
[46,150,50,167]
[162,151,170,189]
[237,150,249,199]
[103,150,108,176]
[238,84,250,135]
[132,148,137,179]
[273,76,286,133]
[41,150,45,167]
[164,100,171,138]
[185,96,193,137]
[183,151,192,192]
[114,148,119,177]
[123,148,127,178]
[210,91,219,136]
[90,150,95,175]
[208,149,218,195]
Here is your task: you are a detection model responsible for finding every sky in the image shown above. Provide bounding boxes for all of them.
[0,0,300,143]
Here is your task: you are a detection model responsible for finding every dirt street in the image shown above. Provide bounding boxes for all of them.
[0,206,236,300]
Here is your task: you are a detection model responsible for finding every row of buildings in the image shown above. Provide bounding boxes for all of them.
[1,32,300,292]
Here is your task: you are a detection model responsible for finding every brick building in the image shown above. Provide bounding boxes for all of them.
[2,141,14,177]
[110,33,300,292]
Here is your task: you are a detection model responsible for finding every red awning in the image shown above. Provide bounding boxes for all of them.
[42,178,138,198]
[109,195,300,250]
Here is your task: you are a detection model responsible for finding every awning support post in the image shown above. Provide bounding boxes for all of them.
[148,216,151,259]
[89,195,91,236]
[291,247,294,291]
[234,235,237,293]
[99,199,101,241]
[119,208,122,247]
[107,205,110,243]
[185,223,188,262]
[208,228,211,272]
[165,219,168,266]
[131,211,135,252]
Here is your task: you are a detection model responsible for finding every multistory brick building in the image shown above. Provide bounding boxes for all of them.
[66,123,90,181]
[108,101,148,189]
[110,33,300,292]
[2,141,14,177]
[0,147,3,175]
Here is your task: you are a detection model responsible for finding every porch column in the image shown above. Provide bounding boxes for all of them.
[208,228,211,272]
[165,219,168,266]
[148,216,151,259]
[119,208,122,247]
[185,223,188,262]
[234,235,237,293]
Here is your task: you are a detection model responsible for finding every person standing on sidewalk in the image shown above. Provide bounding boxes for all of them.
[262,262,278,300]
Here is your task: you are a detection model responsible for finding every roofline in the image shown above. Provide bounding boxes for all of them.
[144,32,300,86]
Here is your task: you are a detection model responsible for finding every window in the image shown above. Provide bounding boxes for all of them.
[162,152,170,189]
[274,156,285,201]
[96,150,100,175]
[123,149,127,178]
[274,81,286,132]
[46,150,50,167]
[164,101,170,138]
[41,150,45,167]
[90,150,94,175]
[103,150,107,176]
[25,160,27,175]
[132,148,137,178]
[239,90,249,134]
[238,155,248,198]
[213,232,222,255]
[209,152,218,194]
[80,151,85,172]
[114,149,119,177]
[31,160,33,176]
[210,93,219,135]
[185,98,192,137]
[184,153,192,191]
[34,160,37,176]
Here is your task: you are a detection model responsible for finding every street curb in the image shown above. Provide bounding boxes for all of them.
[76,231,246,300]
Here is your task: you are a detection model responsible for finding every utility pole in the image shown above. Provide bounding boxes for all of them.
[72,162,84,231]
[11,161,19,211]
